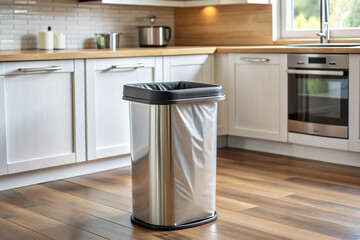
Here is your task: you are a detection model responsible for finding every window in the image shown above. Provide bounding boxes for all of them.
[281,0,360,39]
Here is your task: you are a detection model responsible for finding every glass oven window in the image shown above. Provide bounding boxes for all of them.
[289,73,348,126]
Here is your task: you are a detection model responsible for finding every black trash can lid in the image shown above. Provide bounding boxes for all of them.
[123,81,225,105]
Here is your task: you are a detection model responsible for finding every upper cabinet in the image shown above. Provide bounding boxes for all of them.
[0,60,86,175]
[94,0,271,7]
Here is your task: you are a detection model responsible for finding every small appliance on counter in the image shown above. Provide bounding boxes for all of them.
[95,33,121,51]
[137,16,171,47]
[38,26,54,50]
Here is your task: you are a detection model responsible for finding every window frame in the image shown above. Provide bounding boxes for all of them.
[280,0,360,39]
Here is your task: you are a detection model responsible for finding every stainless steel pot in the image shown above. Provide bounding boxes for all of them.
[137,26,171,47]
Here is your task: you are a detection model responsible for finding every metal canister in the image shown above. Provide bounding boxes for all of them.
[95,33,120,51]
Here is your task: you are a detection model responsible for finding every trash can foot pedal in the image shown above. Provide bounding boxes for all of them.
[130,211,217,231]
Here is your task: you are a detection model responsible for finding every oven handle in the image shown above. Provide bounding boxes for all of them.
[287,69,344,76]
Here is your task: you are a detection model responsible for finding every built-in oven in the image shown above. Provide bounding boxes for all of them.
[288,54,349,139]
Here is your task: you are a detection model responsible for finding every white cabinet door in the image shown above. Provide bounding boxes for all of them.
[349,54,360,152]
[164,54,213,83]
[0,60,86,175]
[85,57,162,161]
[215,53,229,135]
[228,53,287,142]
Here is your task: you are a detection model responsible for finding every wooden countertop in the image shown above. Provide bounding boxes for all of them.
[0,47,217,62]
[2,45,360,62]
[216,45,360,53]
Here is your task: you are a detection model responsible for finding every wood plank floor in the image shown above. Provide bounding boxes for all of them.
[0,148,360,240]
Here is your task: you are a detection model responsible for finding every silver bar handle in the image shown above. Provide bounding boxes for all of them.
[111,63,145,69]
[287,69,344,76]
[240,57,270,62]
[18,66,63,72]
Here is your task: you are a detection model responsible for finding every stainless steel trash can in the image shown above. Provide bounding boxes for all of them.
[123,81,225,231]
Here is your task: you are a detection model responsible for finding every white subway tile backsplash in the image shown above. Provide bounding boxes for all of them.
[14,24,40,30]
[14,14,40,20]
[40,15,53,20]
[0,0,174,50]
[13,19,27,24]
[13,9,28,14]
[13,0,28,5]
[0,34,14,40]
[0,24,13,29]
[54,7,66,12]
[76,8,89,13]
[0,1,14,5]
[0,9,13,14]
[40,7,52,11]
[1,29,26,34]
[0,39,15,44]
[103,9,118,14]
[28,19,41,24]
[66,16,77,21]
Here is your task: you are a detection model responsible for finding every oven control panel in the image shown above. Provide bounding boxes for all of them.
[288,54,349,69]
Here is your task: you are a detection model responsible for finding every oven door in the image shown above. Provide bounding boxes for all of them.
[288,69,348,138]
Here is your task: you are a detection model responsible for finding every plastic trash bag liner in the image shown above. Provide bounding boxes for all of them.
[130,101,217,226]
[172,101,217,224]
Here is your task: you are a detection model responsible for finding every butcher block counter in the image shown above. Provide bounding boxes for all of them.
[0,47,217,62]
[2,45,360,61]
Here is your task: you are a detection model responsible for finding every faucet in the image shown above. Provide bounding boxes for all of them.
[316,0,330,43]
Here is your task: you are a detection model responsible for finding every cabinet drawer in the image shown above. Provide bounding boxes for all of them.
[234,54,280,65]
[1,60,74,76]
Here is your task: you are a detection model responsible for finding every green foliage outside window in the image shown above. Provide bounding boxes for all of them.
[293,0,360,30]
[330,0,360,28]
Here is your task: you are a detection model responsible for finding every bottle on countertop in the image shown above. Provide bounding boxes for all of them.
[38,26,54,50]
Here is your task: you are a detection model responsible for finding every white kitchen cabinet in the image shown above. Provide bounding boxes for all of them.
[0,60,86,175]
[85,57,162,161]
[228,53,287,142]
[164,54,213,83]
[349,54,360,152]
[101,0,269,7]
[215,53,229,135]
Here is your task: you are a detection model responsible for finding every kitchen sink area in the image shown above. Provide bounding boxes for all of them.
[289,43,360,48]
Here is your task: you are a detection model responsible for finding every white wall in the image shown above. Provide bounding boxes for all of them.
[0,0,174,49]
